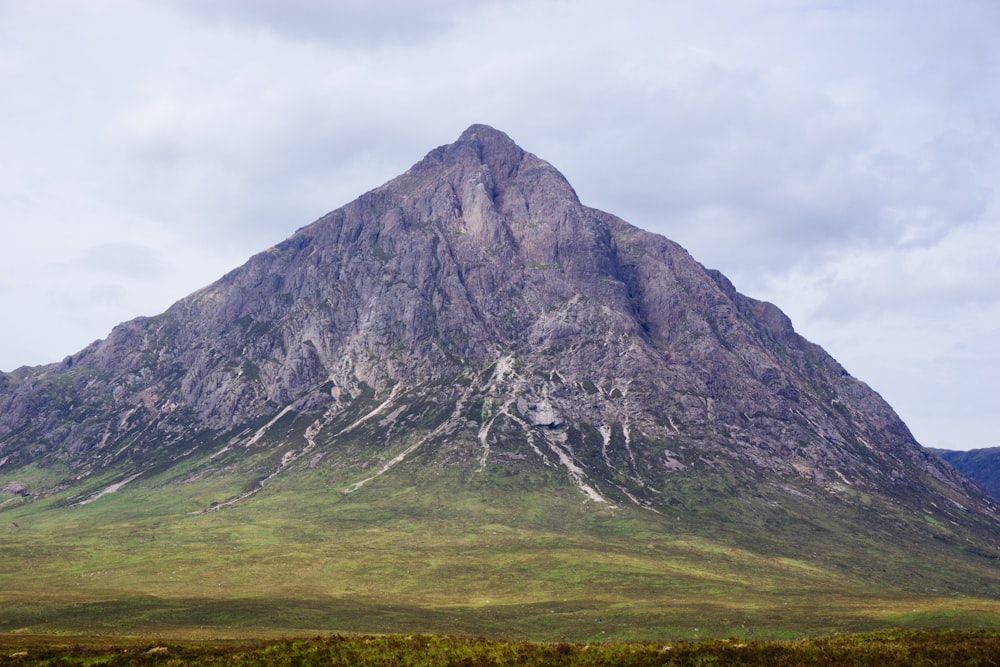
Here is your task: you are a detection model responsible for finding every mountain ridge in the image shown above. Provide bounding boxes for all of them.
[933,446,1000,502]
[1,126,999,638]
[1,124,995,517]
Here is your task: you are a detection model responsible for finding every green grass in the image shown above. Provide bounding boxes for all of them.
[3,457,1000,642]
[3,400,1000,645]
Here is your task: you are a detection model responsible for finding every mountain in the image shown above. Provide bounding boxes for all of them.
[934,447,1000,501]
[1,124,999,639]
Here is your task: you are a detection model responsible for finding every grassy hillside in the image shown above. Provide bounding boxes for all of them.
[2,456,1000,642]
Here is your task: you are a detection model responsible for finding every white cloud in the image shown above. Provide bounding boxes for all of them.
[753,214,1000,449]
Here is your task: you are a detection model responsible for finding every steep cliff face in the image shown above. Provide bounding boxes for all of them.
[0,126,996,539]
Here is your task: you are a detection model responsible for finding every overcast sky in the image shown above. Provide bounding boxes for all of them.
[1,0,997,450]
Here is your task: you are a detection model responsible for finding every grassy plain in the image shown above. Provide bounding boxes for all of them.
[2,457,1000,642]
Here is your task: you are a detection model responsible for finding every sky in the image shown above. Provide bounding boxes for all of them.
[1,0,997,450]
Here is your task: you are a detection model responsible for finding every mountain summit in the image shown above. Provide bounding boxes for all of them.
[1,126,999,636]
[0,124,990,511]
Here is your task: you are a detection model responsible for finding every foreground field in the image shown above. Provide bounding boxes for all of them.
[3,460,1000,641]
[2,630,1000,666]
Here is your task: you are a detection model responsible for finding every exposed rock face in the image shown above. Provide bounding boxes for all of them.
[0,125,996,533]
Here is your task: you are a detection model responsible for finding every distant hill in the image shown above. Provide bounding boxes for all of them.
[934,447,1000,501]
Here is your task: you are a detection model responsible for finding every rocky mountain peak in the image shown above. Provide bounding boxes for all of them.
[1,126,997,553]
[408,123,527,186]
[455,123,525,168]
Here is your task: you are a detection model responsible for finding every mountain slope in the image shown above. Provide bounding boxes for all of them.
[1,125,999,638]
[934,447,1000,501]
